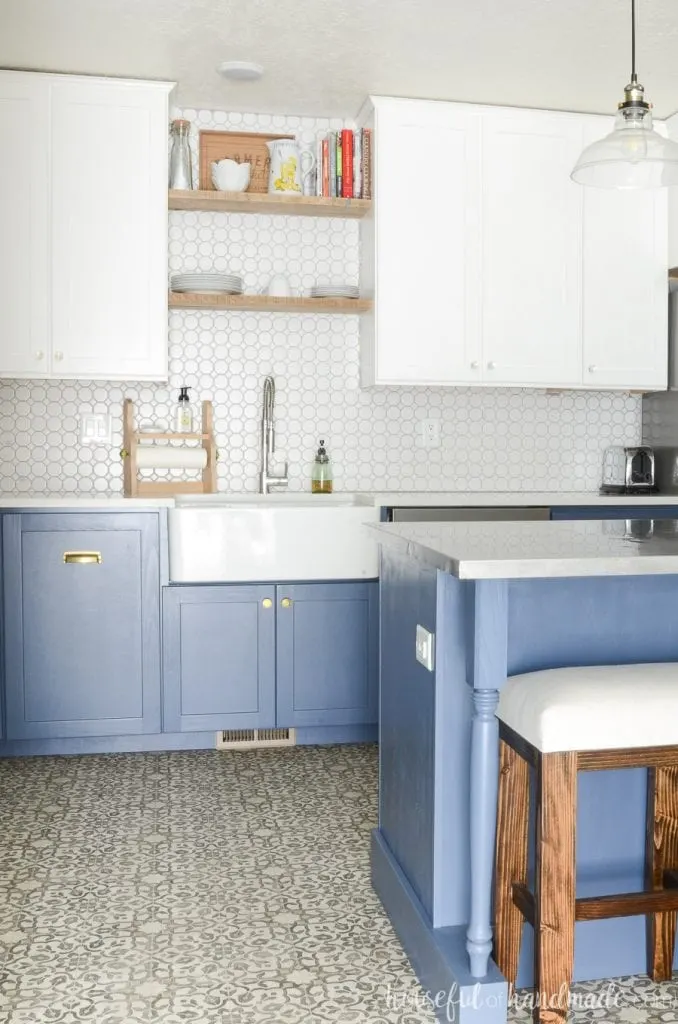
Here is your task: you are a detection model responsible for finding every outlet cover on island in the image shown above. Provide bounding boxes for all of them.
[419,419,441,448]
[80,413,112,445]
[415,624,435,671]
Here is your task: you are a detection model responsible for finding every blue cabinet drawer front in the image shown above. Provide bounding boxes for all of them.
[551,505,678,520]
[276,581,378,728]
[163,585,276,732]
[3,513,161,740]
[22,530,144,724]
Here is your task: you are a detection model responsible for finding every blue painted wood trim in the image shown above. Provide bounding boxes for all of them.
[275,581,378,728]
[465,581,507,977]
[372,829,507,1024]
[3,512,162,739]
[162,584,276,732]
[466,689,500,979]
[551,505,678,520]
[466,581,508,690]
[0,725,376,757]
[432,571,472,929]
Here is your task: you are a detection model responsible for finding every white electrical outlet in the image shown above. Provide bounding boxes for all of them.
[419,419,441,448]
[415,624,435,671]
[80,413,112,445]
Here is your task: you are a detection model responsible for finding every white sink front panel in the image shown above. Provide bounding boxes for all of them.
[169,505,381,582]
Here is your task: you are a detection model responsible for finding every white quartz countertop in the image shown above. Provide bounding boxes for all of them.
[0,496,175,508]
[0,490,678,510]
[369,519,678,579]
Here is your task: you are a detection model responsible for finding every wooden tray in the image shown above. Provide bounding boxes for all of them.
[199,129,294,192]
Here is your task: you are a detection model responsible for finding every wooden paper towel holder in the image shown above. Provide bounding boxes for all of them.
[121,398,218,498]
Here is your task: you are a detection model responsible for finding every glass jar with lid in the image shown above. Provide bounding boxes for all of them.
[169,119,193,190]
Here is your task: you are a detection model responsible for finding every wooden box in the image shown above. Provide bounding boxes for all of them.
[199,129,294,192]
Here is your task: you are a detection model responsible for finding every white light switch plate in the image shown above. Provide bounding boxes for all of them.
[80,413,112,445]
[415,624,435,671]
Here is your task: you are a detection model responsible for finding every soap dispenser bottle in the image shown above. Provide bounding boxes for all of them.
[175,386,193,433]
[311,440,333,494]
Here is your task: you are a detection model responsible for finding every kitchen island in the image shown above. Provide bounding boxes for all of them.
[370,518,678,1024]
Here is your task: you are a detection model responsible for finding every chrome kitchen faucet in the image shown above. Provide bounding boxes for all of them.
[260,376,289,494]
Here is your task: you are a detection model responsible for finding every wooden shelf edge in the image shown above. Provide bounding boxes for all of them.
[168,189,371,219]
[168,292,372,314]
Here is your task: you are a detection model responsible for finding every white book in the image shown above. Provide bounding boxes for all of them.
[353,130,362,199]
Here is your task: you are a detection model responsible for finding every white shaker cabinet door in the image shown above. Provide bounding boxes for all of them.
[581,117,668,391]
[365,99,482,385]
[50,79,170,380]
[481,110,583,386]
[0,74,50,377]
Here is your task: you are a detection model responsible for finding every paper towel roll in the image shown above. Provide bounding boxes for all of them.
[135,446,208,470]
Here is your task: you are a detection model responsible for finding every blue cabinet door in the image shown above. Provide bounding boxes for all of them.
[162,585,276,732]
[551,505,678,520]
[3,513,161,740]
[276,581,378,728]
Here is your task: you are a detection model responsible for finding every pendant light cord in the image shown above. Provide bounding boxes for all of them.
[631,0,637,83]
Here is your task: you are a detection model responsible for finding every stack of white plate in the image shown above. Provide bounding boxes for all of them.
[171,273,243,295]
[310,284,359,299]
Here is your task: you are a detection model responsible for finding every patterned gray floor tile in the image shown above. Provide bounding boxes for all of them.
[5,745,678,1024]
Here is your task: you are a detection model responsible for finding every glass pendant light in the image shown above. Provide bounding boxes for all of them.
[571,0,678,188]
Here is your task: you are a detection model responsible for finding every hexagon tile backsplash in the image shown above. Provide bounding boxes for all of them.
[0,105,641,497]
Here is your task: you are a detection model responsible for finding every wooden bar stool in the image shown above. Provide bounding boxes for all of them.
[493,662,678,1024]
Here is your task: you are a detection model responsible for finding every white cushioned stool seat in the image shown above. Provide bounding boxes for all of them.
[498,663,678,753]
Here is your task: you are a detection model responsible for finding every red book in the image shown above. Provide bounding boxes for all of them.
[321,138,330,197]
[341,129,354,198]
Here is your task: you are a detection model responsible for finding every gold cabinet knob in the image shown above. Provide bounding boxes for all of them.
[262,598,272,609]
[281,597,292,608]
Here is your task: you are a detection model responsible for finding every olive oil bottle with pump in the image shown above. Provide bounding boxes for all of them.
[311,440,333,494]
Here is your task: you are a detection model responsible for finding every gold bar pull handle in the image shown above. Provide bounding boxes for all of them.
[63,551,102,565]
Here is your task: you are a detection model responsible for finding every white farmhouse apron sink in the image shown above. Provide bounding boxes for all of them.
[168,493,380,582]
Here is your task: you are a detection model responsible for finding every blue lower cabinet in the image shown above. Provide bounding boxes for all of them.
[3,513,161,740]
[551,505,678,520]
[276,582,378,728]
[162,585,276,731]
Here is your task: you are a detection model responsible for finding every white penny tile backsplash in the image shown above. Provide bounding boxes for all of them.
[0,106,641,497]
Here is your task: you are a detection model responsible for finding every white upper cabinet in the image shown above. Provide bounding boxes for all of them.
[361,97,669,391]
[0,76,50,376]
[50,79,170,380]
[581,116,668,391]
[481,110,583,386]
[0,71,173,381]
[360,98,482,385]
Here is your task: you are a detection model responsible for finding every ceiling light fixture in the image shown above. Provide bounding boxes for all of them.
[571,0,678,188]
[217,61,264,83]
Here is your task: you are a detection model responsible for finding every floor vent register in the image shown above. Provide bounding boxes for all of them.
[216,728,297,750]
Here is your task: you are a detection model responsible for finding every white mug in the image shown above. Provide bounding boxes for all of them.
[267,139,315,194]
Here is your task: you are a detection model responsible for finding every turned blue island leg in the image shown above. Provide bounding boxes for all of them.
[467,688,500,976]
[466,581,509,978]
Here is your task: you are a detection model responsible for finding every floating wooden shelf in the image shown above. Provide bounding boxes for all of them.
[168,292,372,314]
[168,189,371,219]
[669,268,678,292]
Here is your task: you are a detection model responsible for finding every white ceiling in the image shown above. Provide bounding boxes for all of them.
[3,0,678,119]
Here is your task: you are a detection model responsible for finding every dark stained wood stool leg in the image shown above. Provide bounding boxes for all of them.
[494,738,530,986]
[533,751,577,1024]
[646,765,678,981]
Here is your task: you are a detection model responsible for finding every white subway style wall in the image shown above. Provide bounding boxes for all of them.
[0,106,641,496]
